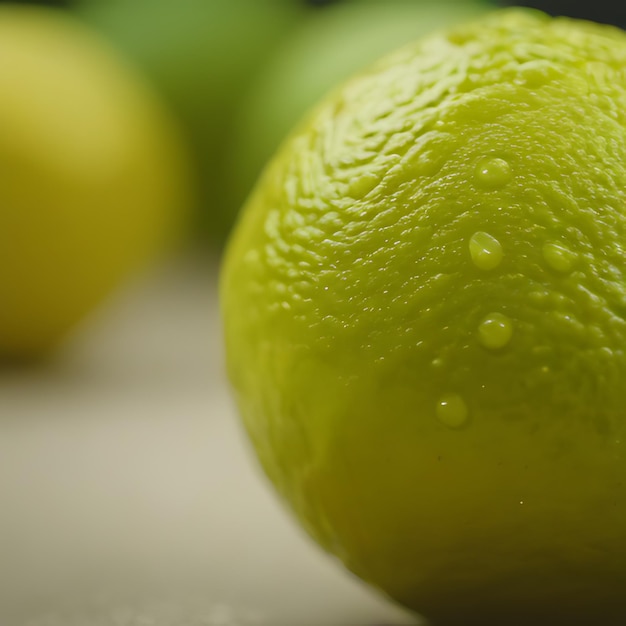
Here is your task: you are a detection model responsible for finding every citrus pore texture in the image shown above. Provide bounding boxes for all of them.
[222,9,626,625]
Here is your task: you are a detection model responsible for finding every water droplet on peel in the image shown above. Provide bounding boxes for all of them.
[436,394,469,429]
[469,231,503,270]
[475,157,512,187]
[478,312,513,349]
[542,241,577,272]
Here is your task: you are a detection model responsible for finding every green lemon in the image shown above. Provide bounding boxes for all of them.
[74,0,307,243]
[0,5,191,359]
[229,0,490,216]
[222,8,626,625]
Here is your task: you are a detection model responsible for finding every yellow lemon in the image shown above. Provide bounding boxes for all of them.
[0,5,192,359]
[222,9,626,625]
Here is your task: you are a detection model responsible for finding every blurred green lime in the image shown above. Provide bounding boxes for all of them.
[74,0,307,243]
[228,0,491,217]
[0,4,192,359]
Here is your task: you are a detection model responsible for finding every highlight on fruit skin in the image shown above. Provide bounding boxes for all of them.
[221,8,626,625]
[0,5,193,360]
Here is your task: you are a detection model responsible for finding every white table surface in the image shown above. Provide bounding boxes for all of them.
[0,252,421,626]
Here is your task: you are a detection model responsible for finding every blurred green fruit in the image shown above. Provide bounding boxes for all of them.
[0,5,192,359]
[74,0,307,244]
[228,0,490,217]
